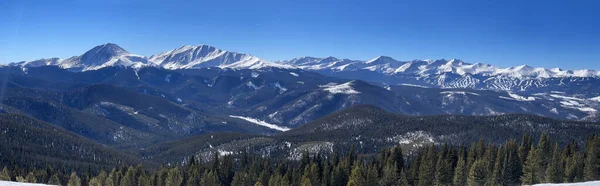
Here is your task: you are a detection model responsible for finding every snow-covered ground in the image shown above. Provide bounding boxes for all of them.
[532,181,600,186]
[229,115,291,131]
[0,181,54,186]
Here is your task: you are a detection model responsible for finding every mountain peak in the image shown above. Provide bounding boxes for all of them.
[366,56,397,64]
[88,43,129,56]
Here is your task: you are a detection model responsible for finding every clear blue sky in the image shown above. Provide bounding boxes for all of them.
[1,0,599,70]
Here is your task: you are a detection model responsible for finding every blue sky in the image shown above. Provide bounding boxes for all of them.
[1,0,599,70]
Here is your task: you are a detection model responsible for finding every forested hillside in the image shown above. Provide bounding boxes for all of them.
[1,133,599,186]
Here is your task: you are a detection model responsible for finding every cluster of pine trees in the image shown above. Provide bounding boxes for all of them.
[0,133,599,186]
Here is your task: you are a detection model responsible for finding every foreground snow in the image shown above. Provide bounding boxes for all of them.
[532,181,600,186]
[229,115,291,131]
[0,181,54,186]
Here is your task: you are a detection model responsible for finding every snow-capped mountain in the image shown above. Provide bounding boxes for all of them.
[278,56,600,94]
[58,43,153,71]
[149,45,294,70]
[10,43,294,72]
[281,56,600,79]
[11,43,153,71]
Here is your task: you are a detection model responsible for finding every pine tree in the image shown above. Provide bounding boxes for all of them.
[231,171,254,186]
[347,162,365,186]
[25,172,37,183]
[490,146,504,186]
[67,172,81,186]
[537,133,552,180]
[138,172,153,186]
[48,173,61,185]
[565,152,585,182]
[379,163,398,186]
[165,167,183,186]
[418,145,436,186]
[435,145,453,186]
[584,136,600,181]
[521,146,540,185]
[398,169,409,186]
[467,159,487,186]
[0,167,10,181]
[331,164,348,186]
[453,155,467,186]
[200,170,220,186]
[502,140,522,185]
[16,176,26,183]
[545,143,562,183]
[518,134,532,163]
[121,166,135,186]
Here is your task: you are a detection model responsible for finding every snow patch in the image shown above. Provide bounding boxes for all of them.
[289,72,299,77]
[274,82,287,93]
[165,74,171,82]
[508,93,536,101]
[400,83,429,88]
[322,81,360,94]
[229,115,290,131]
[251,72,260,78]
[440,91,480,96]
[0,181,55,186]
[246,81,259,89]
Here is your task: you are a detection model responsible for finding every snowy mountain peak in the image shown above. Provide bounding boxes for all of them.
[150,44,295,70]
[366,56,398,64]
[89,43,129,56]
[56,43,150,71]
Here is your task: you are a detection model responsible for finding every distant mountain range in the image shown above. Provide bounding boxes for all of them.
[6,43,600,122]
[3,43,600,168]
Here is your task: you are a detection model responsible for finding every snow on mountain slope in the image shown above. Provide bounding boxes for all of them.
[229,115,290,131]
[280,56,600,79]
[58,43,153,71]
[149,45,294,70]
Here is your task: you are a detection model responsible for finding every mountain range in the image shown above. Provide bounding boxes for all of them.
[2,43,600,170]
[6,43,600,122]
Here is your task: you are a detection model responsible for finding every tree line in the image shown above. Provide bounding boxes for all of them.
[1,133,599,186]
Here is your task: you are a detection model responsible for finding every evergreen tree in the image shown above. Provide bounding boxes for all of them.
[16,176,26,183]
[106,168,118,186]
[25,172,37,183]
[121,166,135,186]
[379,163,398,186]
[467,159,487,186]
[331,164,348,186]
[48,173,61,185]
[435,145,453,186]
[0,167,10,181]
[453,155,467,186]
[165,167,183,186]
[491,146,504,186]
[418,145,436,186]
[521,146,540,185]
[231,171,254,186]
[200,170,220,186]
[502,140,522,185]
[537,133,552,180]
[67,172,81,186]
[584,136,600,181]
[545,143,562,183]
[347,162,365,186]
[565,152,585,183]
[398,169,409,186]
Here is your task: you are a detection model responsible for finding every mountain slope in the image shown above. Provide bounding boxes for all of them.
[149,45,294,69]
[0,114,143,171]
[140,105,600,163]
